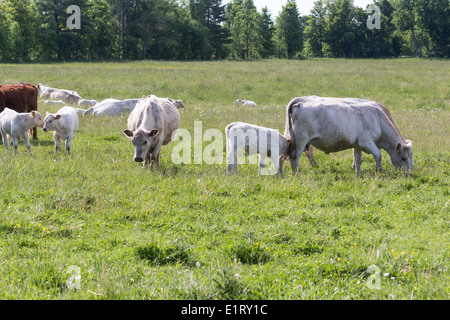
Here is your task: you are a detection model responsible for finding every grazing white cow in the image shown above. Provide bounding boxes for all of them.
[84,99,139,116]
[43,106,79,155]
[0,108,45,155]
[226,122,292,176]
[124,95,180,169]
[44,100,66,107]
[234,99,256,107]
[78,99,98,108]
[285,96,413,174]
[37,83,82,105]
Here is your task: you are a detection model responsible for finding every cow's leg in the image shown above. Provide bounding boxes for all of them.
[1,130,9,152]
[359,141,382,172]
[258,154,266,176]
[352,149,363,173]
[144,152,151,168]
[54,132,62,152]
[65,134,73,155]
[31,127,37,140]
[305,145,317,167]
[290,140,309,173]
[12,135,19,155]
[226,144,238,175]
[23,133,32,155]
[148,145,161,170]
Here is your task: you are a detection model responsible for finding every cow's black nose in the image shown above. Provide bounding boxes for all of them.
[43,128,48,132]
[134,157,144,163]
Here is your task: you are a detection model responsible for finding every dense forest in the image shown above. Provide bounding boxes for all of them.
[0,0,448,62]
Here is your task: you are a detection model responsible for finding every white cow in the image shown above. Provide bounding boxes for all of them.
[124,95,180,169]
[226,122,291,176]
[167,98,184,109]
[43,106,79,155]
[285,96,413,174]
[78,99,98,108]
[37,84,82,105]
[44,100,66,107]
[84,99,139,116]
[0,108,45,155]
[234,99,256,107]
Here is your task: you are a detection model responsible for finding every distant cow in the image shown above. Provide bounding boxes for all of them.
[167,98,184,109]
[0,83,39,140]
[226,122,291,176]
[285,96,413,174]
[44,100,66,107]
[78,99,98,108]
[43,106,79,155]
[37,83,82,105]
[84,99,139,116]
[124,95,180,169]
[234,99,256,107]
[0,108,44,155]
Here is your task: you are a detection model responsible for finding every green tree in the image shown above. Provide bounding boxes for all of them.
[0,0,40,62]
[275,0,304,59]
[415,0,450,57]
[323,0,355,58]
[259,7,275,58]
[0,5,12,62]
[84,0,116,60]
[189,0,230,59]
[226,0,262,59]
[305,0,327,57]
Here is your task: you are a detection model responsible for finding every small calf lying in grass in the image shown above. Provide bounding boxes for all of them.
[0,108,45,155]
[226,122,290,176]
[234,99,256,107]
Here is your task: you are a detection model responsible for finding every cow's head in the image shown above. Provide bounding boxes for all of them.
[391,140,413,173]
[43,112,61,132]
[31,111,45,128]
[123,129,160,163]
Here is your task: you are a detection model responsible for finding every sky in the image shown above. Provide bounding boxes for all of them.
[222,0,374,16]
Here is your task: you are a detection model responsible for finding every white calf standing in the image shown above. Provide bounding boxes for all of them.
[0,108,45,155]
[226,122,291,176]
[43,106,79,155]
[234,99,256,107]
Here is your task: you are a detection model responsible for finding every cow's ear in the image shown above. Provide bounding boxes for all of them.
[123,130,134,138]
[46,112,49,116]
[396,143,402,153]
[31,111,35,118]
[55,114,62,120]
[148,129,159,137]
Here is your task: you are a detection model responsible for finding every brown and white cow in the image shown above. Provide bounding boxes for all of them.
[123,95,180,169]
[285,96,413,174]
[0,83,39,140]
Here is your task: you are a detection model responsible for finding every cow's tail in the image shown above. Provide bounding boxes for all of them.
[286,99,301,159]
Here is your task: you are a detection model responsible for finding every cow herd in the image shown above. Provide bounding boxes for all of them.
[0,82,414,175]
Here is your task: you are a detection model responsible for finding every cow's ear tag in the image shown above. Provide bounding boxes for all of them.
[31,111,35,118]
[56,115,62,120]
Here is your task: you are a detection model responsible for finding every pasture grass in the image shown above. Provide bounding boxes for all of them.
[0,58,448,300]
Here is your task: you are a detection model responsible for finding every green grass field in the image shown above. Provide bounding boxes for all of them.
[0,59,448,300]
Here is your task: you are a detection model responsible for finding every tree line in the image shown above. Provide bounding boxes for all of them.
[0,0,448,63]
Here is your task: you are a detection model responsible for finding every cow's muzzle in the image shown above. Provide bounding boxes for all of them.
[134,157,144,163]
[43,128,49,132]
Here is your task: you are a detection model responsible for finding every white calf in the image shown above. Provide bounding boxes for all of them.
[226,122,290,176]
[43,106,79,154]
[234,99,256,107]
[0,108,45,155]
